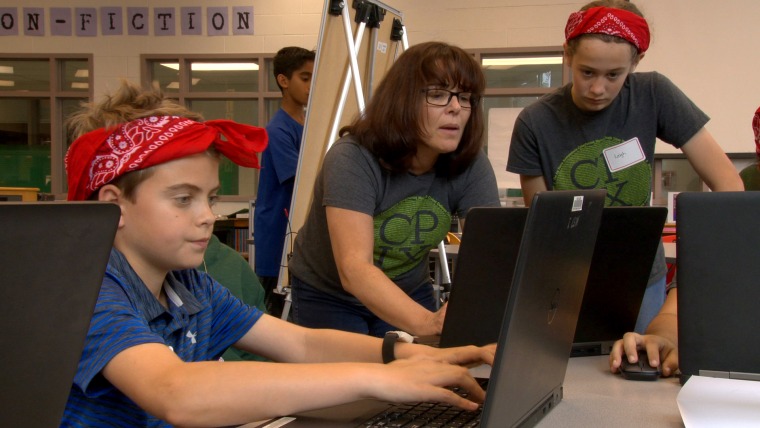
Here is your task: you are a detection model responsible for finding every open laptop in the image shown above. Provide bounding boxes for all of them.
[437,206,528,348]
[571,206,668,356]
[255,189,605,427]
[440,206,667,356]
[676,191,760,385]
[0,202,120,428]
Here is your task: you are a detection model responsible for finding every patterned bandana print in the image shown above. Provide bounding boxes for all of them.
[373,196,451,279]
[554,136,652,207]
[565,6,651,53]
[65,116,267,200]
[753,106,760,159]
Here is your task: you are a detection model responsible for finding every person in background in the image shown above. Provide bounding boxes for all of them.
[254,46,315,318]
[739,106,760,190]
[610,104,760,377]
[507,0,743,339]
[288,41,500,338]
[61,80,495,427]
[200,233,268,362]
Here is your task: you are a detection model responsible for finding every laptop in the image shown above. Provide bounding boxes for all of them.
[571,206,668,357]
[440,206,666,355]
[254,189,605,427]
[676,191,760,385]
[0,202,120,428]
[437,206,528,348]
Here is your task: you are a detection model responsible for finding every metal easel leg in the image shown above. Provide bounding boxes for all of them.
[435,241,452,308]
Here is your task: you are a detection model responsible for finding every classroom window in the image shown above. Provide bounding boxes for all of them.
[143,54,282,201]
[0,55,92,196]
[469,48,568,200]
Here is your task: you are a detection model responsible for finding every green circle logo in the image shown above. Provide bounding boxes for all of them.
[374,196,451,278]
[554,137,652,206]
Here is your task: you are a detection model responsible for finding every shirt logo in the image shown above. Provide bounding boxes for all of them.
[186,331,197,344]
[373,196,450,278]
[554,136,651,206]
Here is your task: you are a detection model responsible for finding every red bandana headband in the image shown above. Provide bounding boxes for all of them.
[565,6,650,53]
[754,106,760,159]
[65,116,268,201]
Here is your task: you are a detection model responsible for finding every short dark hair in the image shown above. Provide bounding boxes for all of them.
[340,41,486,177]
[272,46,316,92]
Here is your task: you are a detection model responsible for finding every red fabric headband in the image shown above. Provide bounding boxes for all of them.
[565,6,650,53]
[65,116,268,201]
[754,106,760,159]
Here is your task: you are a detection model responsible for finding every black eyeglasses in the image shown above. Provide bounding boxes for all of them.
[422,89,478,109]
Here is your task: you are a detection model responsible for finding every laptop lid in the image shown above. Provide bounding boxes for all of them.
[571,206,668,356]
[0,202,120,428]
[676,191,760,384]
[438,207,528,348]
[479,189,604,427]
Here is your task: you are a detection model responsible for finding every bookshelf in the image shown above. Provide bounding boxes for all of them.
[213,217,251,259]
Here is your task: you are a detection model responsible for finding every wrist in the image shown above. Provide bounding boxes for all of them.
[382,331,415,363]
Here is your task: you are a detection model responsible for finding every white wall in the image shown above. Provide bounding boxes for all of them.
[2,0,758,153]
[399,0,760,155]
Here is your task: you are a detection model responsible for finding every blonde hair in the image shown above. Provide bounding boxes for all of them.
[66,79,203,140]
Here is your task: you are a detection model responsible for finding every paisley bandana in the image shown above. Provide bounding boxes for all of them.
[754,106,760,159]
[65,116,267,201]
[565,6,650,53]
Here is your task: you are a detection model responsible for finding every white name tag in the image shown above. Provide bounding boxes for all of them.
[603,137,646,173]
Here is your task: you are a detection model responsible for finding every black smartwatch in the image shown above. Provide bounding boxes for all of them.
[382,331,414,364]
[382,332,400,364]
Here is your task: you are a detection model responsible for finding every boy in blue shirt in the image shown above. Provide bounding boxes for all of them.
[254,46,315,316]
[61,80,494,427]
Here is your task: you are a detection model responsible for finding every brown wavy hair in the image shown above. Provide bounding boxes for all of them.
[340,41,486,176]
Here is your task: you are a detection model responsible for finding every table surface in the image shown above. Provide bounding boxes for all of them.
[244,355,684,428]
[539,355,683,427]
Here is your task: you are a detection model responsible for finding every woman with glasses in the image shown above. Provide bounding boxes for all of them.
[288,41,500,337]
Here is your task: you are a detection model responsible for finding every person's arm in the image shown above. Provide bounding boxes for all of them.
[609,289,678,377]
[326,206,445,336]
[519,175,548,207]
[103,314,495,427]
[681,128,744,191]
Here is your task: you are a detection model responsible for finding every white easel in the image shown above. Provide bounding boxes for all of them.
[273,0,451,320]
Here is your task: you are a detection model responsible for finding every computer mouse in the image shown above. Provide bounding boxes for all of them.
[619,350,661,381]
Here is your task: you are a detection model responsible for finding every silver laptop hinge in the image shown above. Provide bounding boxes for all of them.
[699,370,760,382]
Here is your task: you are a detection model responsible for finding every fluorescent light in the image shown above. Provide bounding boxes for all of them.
[0,66,13,74]
[0,80,15,87]
[74,69,89,78]
[191,63,259,71]
[160,62,259,71]
[482,57,563,67]
[71,82,89,89]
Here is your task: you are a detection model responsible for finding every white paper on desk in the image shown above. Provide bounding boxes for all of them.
[677,375,760,427]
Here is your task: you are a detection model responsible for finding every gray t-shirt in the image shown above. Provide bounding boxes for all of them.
[507,71,710,285]
[289,136,500,303]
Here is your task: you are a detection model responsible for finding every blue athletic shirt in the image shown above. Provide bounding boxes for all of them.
[61,248,263,427]
[253,108,303,277]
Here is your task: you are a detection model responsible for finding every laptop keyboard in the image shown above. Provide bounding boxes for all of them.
[358,380,487,428]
